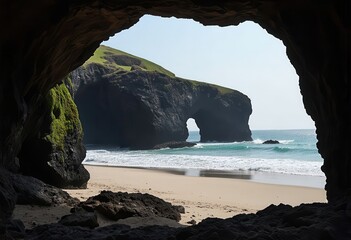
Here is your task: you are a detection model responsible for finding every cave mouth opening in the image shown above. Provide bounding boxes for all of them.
[6,2,348,233]
[11,14,327,229]
[75,15,323,189]
[12,14,325,202]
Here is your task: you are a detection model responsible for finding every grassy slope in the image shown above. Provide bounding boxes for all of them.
[84,45,175,77]
[183,78,234,95]
[84,45,235,95]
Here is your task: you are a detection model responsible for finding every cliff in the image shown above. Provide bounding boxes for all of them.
[70,46,252,149]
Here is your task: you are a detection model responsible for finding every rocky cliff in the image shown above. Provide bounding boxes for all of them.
[70,46,252,149]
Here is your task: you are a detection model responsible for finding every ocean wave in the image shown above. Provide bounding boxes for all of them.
[84,150,324,177]
[253,139,263,144]
[279,140,294,144]
[186,142,317,155]
[272,146,291,153]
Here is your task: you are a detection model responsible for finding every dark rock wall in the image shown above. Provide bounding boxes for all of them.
[18,80,89,188]
[0,0,349,205]
[71,64,252,149]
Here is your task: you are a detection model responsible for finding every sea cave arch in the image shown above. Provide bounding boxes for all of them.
[190,107,251,143]
[186,118,200,142]
[69,62,253,149]
[1,1,349,209]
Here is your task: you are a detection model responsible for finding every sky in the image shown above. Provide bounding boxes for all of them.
[104,15,315,131]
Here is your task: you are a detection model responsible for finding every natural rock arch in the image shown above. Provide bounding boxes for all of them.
[70,63,252,148]
[1,1,349,203]
[190,103,251,143]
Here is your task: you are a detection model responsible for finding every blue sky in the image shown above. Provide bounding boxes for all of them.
[104,15,315,130]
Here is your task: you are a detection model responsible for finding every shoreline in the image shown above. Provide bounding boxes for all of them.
[83,163,326,189]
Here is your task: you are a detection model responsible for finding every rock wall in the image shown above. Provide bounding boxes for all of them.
[18,80,89,188]
[0,0,349,223]
[70,53,252,149]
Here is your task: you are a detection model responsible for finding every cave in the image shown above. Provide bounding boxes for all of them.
[1,1,350,238]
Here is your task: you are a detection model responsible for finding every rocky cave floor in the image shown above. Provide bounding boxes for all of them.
[9,199,351,240]
[3,171,351,240]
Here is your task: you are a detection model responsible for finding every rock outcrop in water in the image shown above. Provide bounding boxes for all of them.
[70,46,252,149]
[263,140,280,144]
[77,190,184,222]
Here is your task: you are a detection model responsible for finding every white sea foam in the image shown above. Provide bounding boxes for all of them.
[84,130,323,178]
[253,139,263,144]
[84,150,324,177]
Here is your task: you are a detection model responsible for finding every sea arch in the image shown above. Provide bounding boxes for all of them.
[70,65,252,148]
[1,1,349,202]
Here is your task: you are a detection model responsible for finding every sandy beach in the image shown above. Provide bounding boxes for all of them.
[14,165,326,228]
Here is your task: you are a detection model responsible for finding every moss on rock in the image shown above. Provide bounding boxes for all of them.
[44,79,82,153]
[19,78,89,188]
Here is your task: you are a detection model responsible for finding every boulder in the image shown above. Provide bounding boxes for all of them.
[0,168,78,238]
[59,208,99,229]
[78,191,183,222]
[10,172,79,207]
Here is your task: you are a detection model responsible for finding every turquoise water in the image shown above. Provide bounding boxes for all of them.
[84,129,324,177]
[187,129,320,162]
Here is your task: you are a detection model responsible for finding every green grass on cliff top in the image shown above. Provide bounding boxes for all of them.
[84,45,175,77]
[84,45,235,95]
[186,79,234,94]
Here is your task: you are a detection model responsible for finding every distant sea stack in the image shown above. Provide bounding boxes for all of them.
[69,45,252,149]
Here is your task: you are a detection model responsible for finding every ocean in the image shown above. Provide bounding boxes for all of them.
[84,129,326,188]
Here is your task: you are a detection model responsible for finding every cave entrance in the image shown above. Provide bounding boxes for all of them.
[186,118,200,142]
[7,2,343,232]
[78,15,323,189]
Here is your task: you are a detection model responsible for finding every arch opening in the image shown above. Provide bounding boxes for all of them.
[186,118,200,142]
